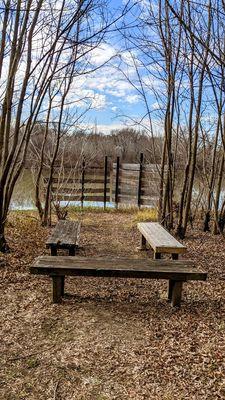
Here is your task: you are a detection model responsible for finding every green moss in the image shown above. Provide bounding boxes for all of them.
[27,358,40,369]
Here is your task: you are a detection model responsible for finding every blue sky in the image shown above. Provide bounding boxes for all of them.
[1,0,218,136]
[81,0,219,136]
[78,0,149,134]
[0,0,151,135]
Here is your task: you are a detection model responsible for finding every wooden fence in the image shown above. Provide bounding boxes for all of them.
[43,154,160,208]
[111,157,160,207]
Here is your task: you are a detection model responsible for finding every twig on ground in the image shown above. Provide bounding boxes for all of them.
[53,381,60,400]
[5,345,56,364]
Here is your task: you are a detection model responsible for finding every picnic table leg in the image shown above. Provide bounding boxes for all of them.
[52,276,62,303]
[51,245,57,256]
[69,246,75,256]
[61,276,65,297]
[171,281,183,307]
[154,252,161,259]
[140,235,147,250]
[168,254,179,301]
[168,280,175,301]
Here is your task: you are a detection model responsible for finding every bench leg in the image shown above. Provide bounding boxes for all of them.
[69,246,75,256]
[52,276,63,303]
[168,280,175,301]
[171,281,183,307]
[51,245,57,256]
[172,253,178,260]
[140,235,147,250]
[61,276,65,297]
[154,252,161,259]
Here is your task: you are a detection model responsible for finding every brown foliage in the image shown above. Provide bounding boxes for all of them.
[0,211,225,399]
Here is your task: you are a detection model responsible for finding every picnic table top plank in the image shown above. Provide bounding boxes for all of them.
[30,256,207,281]
[46,220,81,247]
[137,222,186,254]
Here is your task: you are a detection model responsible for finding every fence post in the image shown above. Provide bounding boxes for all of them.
[138,153,144,208]
[81,158,85,209]
[115,156,120,209]
[104,156,108,210]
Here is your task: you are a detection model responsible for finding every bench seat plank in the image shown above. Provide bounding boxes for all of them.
[138,222,186,254]
[31,256,206,281]
[30,256,207,306]
[46,220,81,250]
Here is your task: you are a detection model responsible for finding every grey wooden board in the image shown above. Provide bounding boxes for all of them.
[50,189,110,195]
[30,256,207,281]
[46,220,81,247]
[49,183,110,190]
[51,195,110,202]
[138,222,186,254]
[112,163,160,171]
[110,197,158,206]
[44,179,110,185]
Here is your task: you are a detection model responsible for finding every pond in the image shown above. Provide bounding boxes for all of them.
[10,170,115,210]
[10,169,223,211]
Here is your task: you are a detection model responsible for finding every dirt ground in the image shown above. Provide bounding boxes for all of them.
[0,209,225,400]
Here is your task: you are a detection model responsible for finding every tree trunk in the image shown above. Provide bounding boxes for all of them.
[0,220,9,253]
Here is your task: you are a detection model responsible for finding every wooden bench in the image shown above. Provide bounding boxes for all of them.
[46,220,81,256]
[30,256,207,307]
[138,222,186,260]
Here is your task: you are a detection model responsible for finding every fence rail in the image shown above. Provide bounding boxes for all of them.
[43,154,160,208]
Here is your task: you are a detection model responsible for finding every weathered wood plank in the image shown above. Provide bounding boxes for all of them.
[113,163,140,171]
[47,182,110,190]
[46,220,81,248]
[118,172,159,180]
[112,188,138,196]
[115,179,138,187]
[110,196,138,205]
[49,187,110,194]
[112,163,160,171]
[51,165,106,171]
[110,196,158,206]
[111,187,158,197]
[43,175,110,184]
[112,170,140,178]
[51,195,110,202]
[30,256,207,281]
[137,222,186,254]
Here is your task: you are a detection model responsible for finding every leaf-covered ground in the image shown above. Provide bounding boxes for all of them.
[0,210,225,399]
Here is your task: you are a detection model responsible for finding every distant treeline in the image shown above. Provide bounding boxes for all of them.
[28,126,163,167]
[28,124,218,171]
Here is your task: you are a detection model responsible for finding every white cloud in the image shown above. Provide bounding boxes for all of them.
[126,94,140,104]
[91,93,106,109]
[152,101,160,110]
[79,122,126,134]
[89,43,117,66]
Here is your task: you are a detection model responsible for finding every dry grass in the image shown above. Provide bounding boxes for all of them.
[133,208,158,223]
[0,210,225,399]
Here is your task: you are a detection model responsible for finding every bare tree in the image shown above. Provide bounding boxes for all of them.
[118,0,225,238]
[0,0,133,251]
